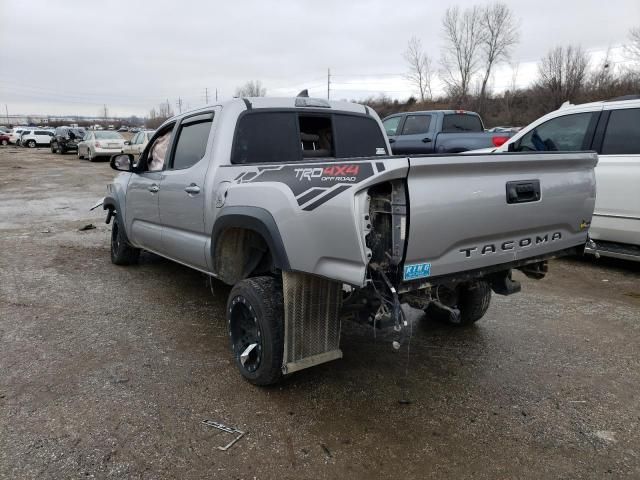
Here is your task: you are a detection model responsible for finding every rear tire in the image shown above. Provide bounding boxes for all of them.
[27,140,36,148]
[227,276,284,386]
[426,281,492,327]
[87,149,95,162]
[110,213,140,265]
[51,143,57,153]
[1,139,8,146]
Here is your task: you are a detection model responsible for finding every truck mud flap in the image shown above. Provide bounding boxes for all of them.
[282,272,342,374]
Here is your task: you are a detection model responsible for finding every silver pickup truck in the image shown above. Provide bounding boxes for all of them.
[104,96,597,385]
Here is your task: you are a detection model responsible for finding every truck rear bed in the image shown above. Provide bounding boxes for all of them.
[402,152,597,281]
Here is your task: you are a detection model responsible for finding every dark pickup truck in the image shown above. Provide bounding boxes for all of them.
[383,110,513,154]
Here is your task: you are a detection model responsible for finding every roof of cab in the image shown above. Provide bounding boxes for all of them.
[169,96,369,122]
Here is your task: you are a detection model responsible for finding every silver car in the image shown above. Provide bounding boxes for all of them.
[122,130,154,160]
[78,131,125,161]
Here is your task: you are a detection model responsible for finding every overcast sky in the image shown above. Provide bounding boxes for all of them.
[1,0,638,118]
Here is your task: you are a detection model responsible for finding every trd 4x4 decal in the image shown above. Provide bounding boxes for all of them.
[233,161,385,211]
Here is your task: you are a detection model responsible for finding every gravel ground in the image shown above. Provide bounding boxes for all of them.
[1,146,639,479]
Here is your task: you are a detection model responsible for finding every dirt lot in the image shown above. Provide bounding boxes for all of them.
[1,146,639,479]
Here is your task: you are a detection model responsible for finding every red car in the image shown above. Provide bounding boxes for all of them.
[0,132,10,146]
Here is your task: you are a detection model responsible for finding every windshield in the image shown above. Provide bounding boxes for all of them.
[95,131,122,139]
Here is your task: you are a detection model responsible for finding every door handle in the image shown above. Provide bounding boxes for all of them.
[422,137,432,143]
[148,184,159,193]
[184,183,201,195]
[506,180,540,204]
[388,138,396,144]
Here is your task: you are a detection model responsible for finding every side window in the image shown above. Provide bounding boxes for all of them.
[145,125,175,172]
[383,116,402,136]
[334,114,388,158]
[169,115,213,170]
[401,115,431,135]
[516,113,595,152]
[601,108,640,155]
[36,130,48,135]
[232,112,299,164]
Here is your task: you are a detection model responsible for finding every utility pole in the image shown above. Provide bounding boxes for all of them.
[177,97,183,113]
[205,88,209,104]
[327,68,331,100]
[215,88,218,102]
[4,104,8,125]
[103,104,108,121]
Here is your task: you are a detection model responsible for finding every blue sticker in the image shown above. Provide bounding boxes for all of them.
[403,262,431,281]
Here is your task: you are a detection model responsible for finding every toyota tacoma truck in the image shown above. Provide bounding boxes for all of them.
[102,95,597,386]
[382,110,513,154]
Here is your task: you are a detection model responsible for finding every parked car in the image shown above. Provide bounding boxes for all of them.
[101,96,596,385]
[117,126,129,132]
[382,110,514,154]
[470,95,640,262]
[0,132,11,145]
[18,129,54,148]
[8,128,28,145]
[122,129,154,159]
[77,130,125,161]
[130,127,141,133]
[50,126,86,154]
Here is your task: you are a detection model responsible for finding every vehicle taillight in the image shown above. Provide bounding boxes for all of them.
[492,136,509,147]
[95,141,101,147]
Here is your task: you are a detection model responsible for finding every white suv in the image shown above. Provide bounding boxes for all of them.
[19,129,54,148]
[477,95,640,261]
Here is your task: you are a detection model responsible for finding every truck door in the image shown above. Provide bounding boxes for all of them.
[158,112,215,270]
[591,106,640,245]
[125,123,176,253]
[388,114,434,154]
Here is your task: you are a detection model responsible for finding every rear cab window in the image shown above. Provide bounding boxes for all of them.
[231,110,387,164]
[442,114,483,133]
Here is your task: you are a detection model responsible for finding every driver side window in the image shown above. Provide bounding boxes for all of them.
[139,124,175,172]
[516,112,595,152]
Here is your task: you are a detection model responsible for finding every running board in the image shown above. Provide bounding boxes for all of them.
[585,240,640,263]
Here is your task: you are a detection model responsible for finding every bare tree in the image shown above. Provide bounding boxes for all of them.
[588,48,617,97]
[147,102,174,129]
[404,36,433,102]
[624,27,640,60]
[503,62,519,124]
[235,80,267,97]
[536,45,589,109]
[477,2,519,113]
[440,5,485,105]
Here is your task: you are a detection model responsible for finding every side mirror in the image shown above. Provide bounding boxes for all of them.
[507,142,516,152]
[110,153,134,172]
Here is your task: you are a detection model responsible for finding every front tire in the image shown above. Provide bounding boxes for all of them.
[1,139,8,146]
[27,140,36,148]
[110,213,140,265]
[227,276,284,386]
